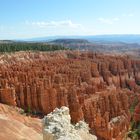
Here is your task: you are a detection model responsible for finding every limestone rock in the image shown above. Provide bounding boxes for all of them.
[43,106,97,140]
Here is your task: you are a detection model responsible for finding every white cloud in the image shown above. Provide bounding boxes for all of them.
[21,19,92,39]
[128,13,134,17]
[122,13,134,17]
[98,17,120,25]
[0,25,15,34]
[0,25,4,31]
[98,13,134,25]
[113,17,119,21]
[25,20,84,29]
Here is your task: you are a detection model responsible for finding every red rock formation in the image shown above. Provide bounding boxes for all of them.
[0,51,140,140]
[134,95,140,122]
[0,88,16,106]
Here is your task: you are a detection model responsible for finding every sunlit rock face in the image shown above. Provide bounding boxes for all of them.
[0,103,42,140]
[43,106,97,140]
[0,51,140,140]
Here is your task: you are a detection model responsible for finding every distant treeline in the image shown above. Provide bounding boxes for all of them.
[0,42,68,52]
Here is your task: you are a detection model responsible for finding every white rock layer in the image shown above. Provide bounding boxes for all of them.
[43,106,97,140]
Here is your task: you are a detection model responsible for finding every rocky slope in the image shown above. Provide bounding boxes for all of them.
[43,106,97,140]
[0,103,42,140]
[0,51,139,140]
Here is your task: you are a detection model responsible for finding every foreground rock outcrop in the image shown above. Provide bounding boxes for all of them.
[43,106,97,140]
[0,51,140,140]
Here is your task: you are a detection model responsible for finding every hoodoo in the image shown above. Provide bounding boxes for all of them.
[0,51,139,140]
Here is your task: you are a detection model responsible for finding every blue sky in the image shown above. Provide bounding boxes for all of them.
[0,0,140,39]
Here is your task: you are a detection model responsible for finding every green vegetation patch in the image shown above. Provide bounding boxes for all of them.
[0,42,68,53]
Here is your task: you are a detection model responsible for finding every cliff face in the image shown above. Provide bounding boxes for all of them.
[43,106,97,140]
[0,51,140,140]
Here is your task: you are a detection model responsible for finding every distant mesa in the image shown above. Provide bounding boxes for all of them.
[0,40,15,44]
[21,34,140,44]
[49,39,90,44]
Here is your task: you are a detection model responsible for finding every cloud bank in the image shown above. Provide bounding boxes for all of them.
[26,20,84,29]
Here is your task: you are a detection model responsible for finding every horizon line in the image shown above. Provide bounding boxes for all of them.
[1,33,140,41]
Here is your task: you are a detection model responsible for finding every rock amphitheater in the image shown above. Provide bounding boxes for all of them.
[0,51,140,140]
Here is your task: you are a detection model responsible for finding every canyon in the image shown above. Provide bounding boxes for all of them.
[0,51,140,140]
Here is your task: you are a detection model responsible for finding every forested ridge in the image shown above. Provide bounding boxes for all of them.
[0,42,68,52]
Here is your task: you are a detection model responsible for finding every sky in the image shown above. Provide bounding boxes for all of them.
[0,0,140,39]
